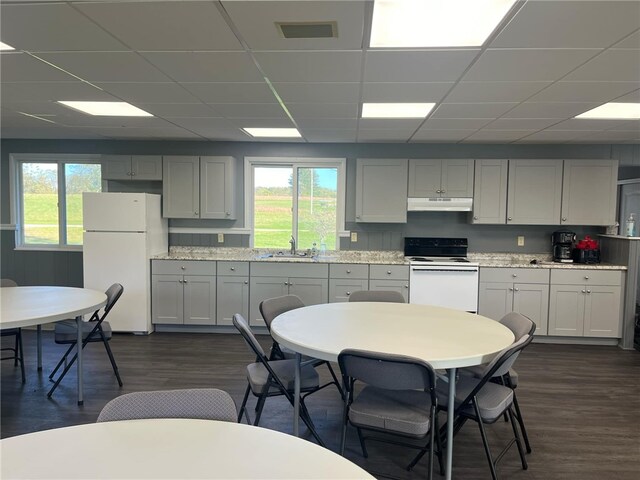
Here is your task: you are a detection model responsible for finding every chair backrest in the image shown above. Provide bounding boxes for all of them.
[97,388,237,423]
[338,349,437,403]
[348,290,405,303]
[232,313,267,360]
[499,312,535,341]
[1,279,18,287]
[259,294,305,330]
[104,283,124,315]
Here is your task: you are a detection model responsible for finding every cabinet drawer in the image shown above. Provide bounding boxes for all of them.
[550,269,623,286]
[250,262,329,278]
[329,264,369,279]
[152,260,216,275]
[329,279,369,303]
[480,268,549,284]
[369,265,409,280]
[217,261,249,276]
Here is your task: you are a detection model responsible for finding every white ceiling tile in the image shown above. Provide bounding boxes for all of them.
[569,130,640,142]
[445,81,550,103]
[420,118,492,130]
[528,81,640,103]
[564,49,640,82]
[516,130,595,143]
[273,82,360,103]
[77,1,242,51]
[359,119,423,130]
[163,118,249,140]
[0,53,76,82]
[223,0,366,50]
[228,118,296,128]
[432,103,518,119]
[503,102,601,119]
[462,130,533,142]
[0,3,127,52]
[141,52,263,82]
[613,89,640,103]
[54,113,173,129]
[287,103,358,118]
[136,103,219,118]
[546,118,639,131]
[302,130,358,143]
[96,83,201,104]
[613,30,640,48]
[1,82,116,103]
[81,126,202,140]
[491,1,640,48]
[181,83,276,103]
[364,50,479,82]
[607,120,640,131]
[482,118,561,130]
[37,52,172,82]
[254,51,363,82]
[209,103,287,119]
[295,118,358,130]
[463,49,601,82]
[357,130,413,142]
[0,112,60,128]
[1,126,105,140]
[361,82,452,102]
[410,130,477,142]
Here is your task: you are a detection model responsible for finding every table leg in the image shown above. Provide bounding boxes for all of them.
[293,352,301,436]
[36,325,42,371]
[446,368,457,480]
[76,315,83,406]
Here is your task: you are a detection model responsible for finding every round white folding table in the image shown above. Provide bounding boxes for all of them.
[0,286,107,404]
[0,419,374,479]
[271,302,515,480]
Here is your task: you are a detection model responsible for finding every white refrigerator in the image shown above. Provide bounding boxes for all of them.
[83,192,168,333]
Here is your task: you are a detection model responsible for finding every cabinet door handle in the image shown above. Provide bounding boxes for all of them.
[131,172,136,176]
[244,280,248,285]
[284,281,289,286]
[181,266,186,270]
[584,276,589,280]
[346,270,351,274]
[582,289,586,293]
[387,270,392,275]
[183,280,188,284]
[194,211,199,216]
[587,289,591,294]
[346,291,351,296]
[178,279,183,284]
[507,216,512,221]
[404,285,408,289]
[225,212,231,216]
[356,215,361,219]
[562,217,567,222]
[512,274,517,277]
[509,287,514,291]
[514,288,519,292]
[473,216,478,220]
[230,267,235,271]
[441,190,445,194]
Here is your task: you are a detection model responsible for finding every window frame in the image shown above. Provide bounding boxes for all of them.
[11,153,103,251]
[244,156,347,250]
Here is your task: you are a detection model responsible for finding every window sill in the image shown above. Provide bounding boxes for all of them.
[14,246,83,253]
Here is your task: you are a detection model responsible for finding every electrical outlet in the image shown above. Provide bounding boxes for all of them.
[218,233,224,243]
[517,235,525,247]
[350,232,358,242]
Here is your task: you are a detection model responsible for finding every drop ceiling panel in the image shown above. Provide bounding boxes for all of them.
[569,130,640,142]
[223,0,366,50]
[54,113,174,129]
[208,103,287,118]
[287,103,358,118]
[411,129,477,142]
[528,81,640,103]
[610,89,640,103]
[141,52,263,82]
[1,82,115,103]
[546,119,639,131]
[364,50,479,82]
[491,1,640,48]
[420,118,492,130]
[564,49,640,82]
[432,103,518,119]
[77,1,242,51]
[503,102,601,119]
[357,130,413,142]
[254,51,363,82]
[136,103,220,118]
[463,49,601,81]
[361,82,453,102]
[181,83,276,103]
[1,126,105,139]
[516,130,595,143]
[359,119,423,130]
[96,83,201,104]
[83,126,202,140]
[228,118,295,128]
[295,118,357,130]
[37,52,172,82]
[160,119,249,140]
[273,82,360,103]
[0,3,127,52]
[0,53,76,82]
[462,130,533,142]
[607,120,640,131]
[302,129,358,142]
[614,30,640,48]
[445,81,550,103]
[482,118,560,130]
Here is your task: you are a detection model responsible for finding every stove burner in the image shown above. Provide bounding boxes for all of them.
[453,258,470,263]
[411,257,433,262]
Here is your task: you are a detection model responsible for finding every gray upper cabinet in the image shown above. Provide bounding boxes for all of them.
[472,159,508,224]
[163,156,200,218]
[200,156,236,220]
[507,159,563,225]
[103,155,162,181]
[408,159,474,198]
[560,159,618,226]
[163,156,237,219]
[355,158,408,223]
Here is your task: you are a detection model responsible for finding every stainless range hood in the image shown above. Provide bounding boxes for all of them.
[407,197,473,212]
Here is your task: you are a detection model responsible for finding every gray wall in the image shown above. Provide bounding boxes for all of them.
[1,139,638,285]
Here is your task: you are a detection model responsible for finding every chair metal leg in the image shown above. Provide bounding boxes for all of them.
[99,333,123,386]
[49,343,75,381]
[253,390,268,426]
[238,384,251,423]
[13,332,19,366]
[356,428,368,458]
[508,407,528,470]
[473,398,498,480]
[339,377,349,456]
[324,362,344,397]
[428,405,435,480]
[17,329,25,383]
[511,391,532,453]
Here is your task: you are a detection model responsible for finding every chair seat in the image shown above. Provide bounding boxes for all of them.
[54,320,113,344]
[460,365,520,387]
[437,375,513,423]
[246,359,319,394]
[350,386,433,437]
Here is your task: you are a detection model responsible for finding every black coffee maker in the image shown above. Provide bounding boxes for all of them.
[552,231,576,263]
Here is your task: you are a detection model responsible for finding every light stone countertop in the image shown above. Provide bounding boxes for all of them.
[153,247,627,270]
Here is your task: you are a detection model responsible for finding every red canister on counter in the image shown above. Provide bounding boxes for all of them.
[572,235,601,264]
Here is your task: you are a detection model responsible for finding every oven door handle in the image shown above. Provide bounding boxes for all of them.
[411,267,479,273]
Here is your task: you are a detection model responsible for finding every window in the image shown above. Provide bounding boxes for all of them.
[246,157,346,250]
[13,154,102,249]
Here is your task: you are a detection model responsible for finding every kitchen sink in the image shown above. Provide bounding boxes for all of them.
[254,252,317,261]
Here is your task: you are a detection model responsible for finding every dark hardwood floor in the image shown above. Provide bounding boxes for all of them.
[2,330,639,479]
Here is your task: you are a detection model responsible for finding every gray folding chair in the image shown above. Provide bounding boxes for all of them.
[259,294,341,395]
[1,279,25,383]
[348,290,405,303]
[97,388,237,423]
[338,349,443,480]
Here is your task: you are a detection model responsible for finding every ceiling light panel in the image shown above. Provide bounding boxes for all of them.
[58,101,153,117]
[361,103,435,118]
[370,0,516,48]
[0,41,15,51]
[243,128,301,138]
[575,103,640,120]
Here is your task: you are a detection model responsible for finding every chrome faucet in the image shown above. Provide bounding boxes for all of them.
[289,235,296,255]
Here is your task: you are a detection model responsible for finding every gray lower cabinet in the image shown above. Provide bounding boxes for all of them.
[216,262,249,326]
[355,159,408,223]
[369,265,410,302]
[102,155,162,181]
[507,159,563,225]
[329,264,370,302]
[249,263,329,327]
[478,268,550,335]
[548,270,622,337]
[472,159,508,224]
